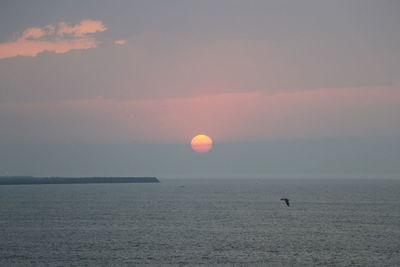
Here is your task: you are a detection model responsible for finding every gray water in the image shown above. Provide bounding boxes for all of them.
[0,178,399,266]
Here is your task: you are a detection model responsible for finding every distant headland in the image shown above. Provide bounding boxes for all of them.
[0,176,160,185]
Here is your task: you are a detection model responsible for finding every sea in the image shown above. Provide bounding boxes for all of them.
[0,178,399,266]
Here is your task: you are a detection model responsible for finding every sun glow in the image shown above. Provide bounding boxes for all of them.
[190,134,213,153]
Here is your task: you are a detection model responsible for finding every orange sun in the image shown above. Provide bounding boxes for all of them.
[191,134,213,153]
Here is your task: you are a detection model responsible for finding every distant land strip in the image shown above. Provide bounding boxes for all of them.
[0,176,160,185]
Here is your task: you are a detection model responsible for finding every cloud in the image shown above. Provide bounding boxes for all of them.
[0,20,107,59]
[114,40,127,45]
[57,20,107,37]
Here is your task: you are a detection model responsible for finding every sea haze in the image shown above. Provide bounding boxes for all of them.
[0,178,399,266]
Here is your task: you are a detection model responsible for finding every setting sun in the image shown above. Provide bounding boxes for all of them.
[191,134,213,153]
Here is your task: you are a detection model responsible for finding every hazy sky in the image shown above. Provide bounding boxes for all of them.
[1,0,399,178]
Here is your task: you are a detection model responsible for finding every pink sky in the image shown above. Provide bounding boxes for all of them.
[0,19,399,145]
[1,84,398,144]
[1,2,399,177]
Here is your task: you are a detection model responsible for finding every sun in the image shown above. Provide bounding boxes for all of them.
[191,134,213,153]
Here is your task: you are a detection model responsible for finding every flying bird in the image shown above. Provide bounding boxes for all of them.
[280,198,290,207]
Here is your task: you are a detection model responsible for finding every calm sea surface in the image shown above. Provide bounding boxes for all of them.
[0,178,399,266]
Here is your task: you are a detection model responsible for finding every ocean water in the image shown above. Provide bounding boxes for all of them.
[0,178,399,266]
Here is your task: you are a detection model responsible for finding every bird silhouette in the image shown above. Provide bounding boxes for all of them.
[280,198,290,207]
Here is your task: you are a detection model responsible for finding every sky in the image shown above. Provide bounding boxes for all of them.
[0,0,399,178]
